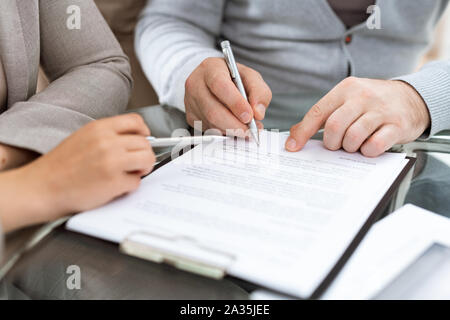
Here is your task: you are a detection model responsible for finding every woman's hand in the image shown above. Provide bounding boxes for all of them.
[0,114,156,232]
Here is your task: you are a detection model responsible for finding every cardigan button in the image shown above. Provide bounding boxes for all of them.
[345,35,352,44]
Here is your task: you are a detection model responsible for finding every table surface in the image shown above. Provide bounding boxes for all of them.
[4,98,450,299]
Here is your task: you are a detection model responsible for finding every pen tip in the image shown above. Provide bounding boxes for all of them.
[253,132,260,146]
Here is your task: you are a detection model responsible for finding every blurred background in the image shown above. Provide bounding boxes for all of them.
[36,1,450,111]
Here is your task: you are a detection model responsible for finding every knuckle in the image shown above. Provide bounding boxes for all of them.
[343,130,361,152]
[237,63,249,73]
[309,104,323,119]
[208,73,227,93]
[370,136,386,153]
[200,57,215,68]
[346,103,360,115]
[358,119,372,133]
[359,87,375,100]
[371,103,387,119]
[95,138,111,154]
[249,68,262,79]
[126,113,144,128]
[346,127,360,144]
[253,84,273,105]
[185,75,195,92]
[233,99,248,113]
[198,59,209,71]
[341,76,359,88]
[135,115,149,132]
[325,118,342,135]
[127,112,142,123]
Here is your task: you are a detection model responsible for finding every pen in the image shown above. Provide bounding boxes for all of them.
[146,135,225,148]
[221,40,260,146]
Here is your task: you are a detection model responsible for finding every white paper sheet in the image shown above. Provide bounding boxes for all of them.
[322,204,450,299]
[67,131,408,298]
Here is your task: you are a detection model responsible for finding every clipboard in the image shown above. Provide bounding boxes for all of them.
[119,155,416,300]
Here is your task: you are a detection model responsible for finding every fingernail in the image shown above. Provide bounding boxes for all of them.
[285,137,298,151]
[256,104,266,118]
[240,112,251,123]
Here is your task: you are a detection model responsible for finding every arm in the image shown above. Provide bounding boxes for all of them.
[0,114,155,234]
[136,0,272,135]
[0,0,132,156]
[135,0,225,111]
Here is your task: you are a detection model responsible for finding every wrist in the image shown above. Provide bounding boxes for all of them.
[20,160,69,223]
[393,80,431,132]
[0,164,62,232]
[0,144,39,172]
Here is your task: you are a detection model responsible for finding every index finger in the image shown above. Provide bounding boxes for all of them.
[102,113,151,137]
[205,62,254,124]
[239,65,272,121]
[286,87,345,152]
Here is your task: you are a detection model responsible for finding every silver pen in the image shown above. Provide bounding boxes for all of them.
[146,135,225,148]
[221,40,260,146]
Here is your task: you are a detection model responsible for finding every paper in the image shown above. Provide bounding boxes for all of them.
[67,130,408,298]
[321,204,450,299]
[374,243,450,299]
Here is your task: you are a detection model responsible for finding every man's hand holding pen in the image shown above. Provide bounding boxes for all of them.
[184,56,272,138]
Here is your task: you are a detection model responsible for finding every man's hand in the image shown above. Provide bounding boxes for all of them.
[184,57,272,135]
[285,77,430,157]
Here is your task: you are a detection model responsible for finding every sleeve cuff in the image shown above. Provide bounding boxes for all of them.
[394,64,450,138]
[0,102,93,154]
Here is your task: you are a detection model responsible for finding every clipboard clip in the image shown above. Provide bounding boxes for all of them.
[119,230,236,279]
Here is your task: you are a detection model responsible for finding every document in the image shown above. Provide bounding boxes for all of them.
[375,243,450,299]
[321,204,450,299]
[67,131,408,298]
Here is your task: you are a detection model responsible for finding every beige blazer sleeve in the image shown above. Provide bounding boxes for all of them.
[0,0,132,154]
